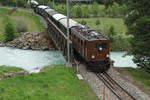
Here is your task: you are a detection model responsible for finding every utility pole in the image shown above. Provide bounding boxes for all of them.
[66,0,82,64]
[66,0,70,63]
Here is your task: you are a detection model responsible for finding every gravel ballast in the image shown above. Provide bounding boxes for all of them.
[77,64,150,100]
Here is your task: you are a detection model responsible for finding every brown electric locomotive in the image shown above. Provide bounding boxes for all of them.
[71,25,110,71]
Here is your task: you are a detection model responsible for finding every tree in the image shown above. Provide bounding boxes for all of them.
[0,0,29,7]
[105,2,125,18]
[92,2,99,17]
[4,22,16,42]
[104,0,129,7]
[95,19,100,27]
[125,0,150,72]
[76,7,83,18]
[104,0,114,9]
[107,25,115,42]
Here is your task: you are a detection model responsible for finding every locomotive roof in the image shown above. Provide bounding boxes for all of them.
[59,18,78,28]
[52,14,66,21]
[71,26,108,41]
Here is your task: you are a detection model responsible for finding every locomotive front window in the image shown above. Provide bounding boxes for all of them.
[102,43,106,48]
[94,43,98,49]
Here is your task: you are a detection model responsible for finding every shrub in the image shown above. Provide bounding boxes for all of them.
[16,20,28,33]
[81,20,87,25]
[4,22,16,42]
[96,19,100,26]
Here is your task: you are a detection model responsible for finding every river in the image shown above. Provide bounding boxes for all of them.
[0,47,137,71]
[0,47,66,71]
[110,51,137,68]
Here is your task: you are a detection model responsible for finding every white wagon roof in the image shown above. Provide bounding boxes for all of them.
[52,14,66,21]
[45,8,54,13]
[59,18,78,28]
[31,0,38,5]
[38,5,49,9]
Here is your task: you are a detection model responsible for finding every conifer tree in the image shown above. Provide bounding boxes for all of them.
[5,22,16,42]
[125,0,150,72]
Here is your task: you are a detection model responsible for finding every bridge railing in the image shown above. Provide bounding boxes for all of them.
[46,18,74,63]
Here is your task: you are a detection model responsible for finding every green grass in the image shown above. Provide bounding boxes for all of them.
[0,65,99,100]
[12,10,43,31]
[53,3,106,18]
[0,8,43,40]
[125,67,150,91]
[0,17,4,40]
[0,65,23,75]
[74,17,127,35]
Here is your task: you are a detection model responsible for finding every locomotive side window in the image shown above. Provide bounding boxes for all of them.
[81,40,83,46]
[102,43,106,48]
[94,43,98,49]
[78,38,80,43]
[74,35,76,39]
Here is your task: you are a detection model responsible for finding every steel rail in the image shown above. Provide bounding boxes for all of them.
[96,72,136,100]
[103,72,136,100]
[96,73,122,100]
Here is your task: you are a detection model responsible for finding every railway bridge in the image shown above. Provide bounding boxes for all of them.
[46,18,74,63]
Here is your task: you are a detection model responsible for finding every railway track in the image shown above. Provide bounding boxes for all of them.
[96,72,136,100]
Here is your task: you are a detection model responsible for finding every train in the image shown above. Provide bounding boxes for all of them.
[28,0,110,72]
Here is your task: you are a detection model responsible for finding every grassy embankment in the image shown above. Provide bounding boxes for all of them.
[74,18,127,36]
[0,8,43,40]
[0,65,22,75]
[125,68,150,92]
[0,65,99,100]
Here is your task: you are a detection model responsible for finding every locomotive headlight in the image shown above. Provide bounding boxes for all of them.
[91,55,95,59]
[106,54,109,58]
[99,47,102,51]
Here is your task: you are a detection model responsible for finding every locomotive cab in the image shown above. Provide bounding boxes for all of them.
[86,39,110,71]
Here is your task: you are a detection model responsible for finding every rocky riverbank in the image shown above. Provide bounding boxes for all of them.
[0,31,56,50]
[0,70,29,80]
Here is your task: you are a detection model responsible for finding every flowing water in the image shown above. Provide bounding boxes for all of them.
[110,51,137,68]
[0,47,66,71]
[0,47,137,71]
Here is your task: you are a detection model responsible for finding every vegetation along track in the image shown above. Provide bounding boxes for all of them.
[96,72,136,100]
